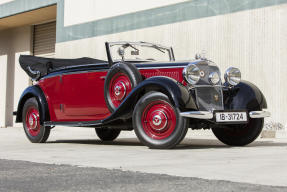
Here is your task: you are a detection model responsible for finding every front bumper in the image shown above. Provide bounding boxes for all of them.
[180,110,271,119]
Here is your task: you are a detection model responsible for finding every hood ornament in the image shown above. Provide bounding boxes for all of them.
[195,50,207,60]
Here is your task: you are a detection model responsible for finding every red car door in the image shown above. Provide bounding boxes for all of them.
[61,71,110,121]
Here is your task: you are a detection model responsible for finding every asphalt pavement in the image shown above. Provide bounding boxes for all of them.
[1,159,287,192]
[0,126,287,191]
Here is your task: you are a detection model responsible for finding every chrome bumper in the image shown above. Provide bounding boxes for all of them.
[180,110,270,119]
[249,110,271,118]
[180,111,213,119]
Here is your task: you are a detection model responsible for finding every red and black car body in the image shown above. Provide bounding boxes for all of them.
[15,41,270,149]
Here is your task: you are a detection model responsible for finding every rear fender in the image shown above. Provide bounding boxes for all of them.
[103,76,197,123]
[16,85,50,125]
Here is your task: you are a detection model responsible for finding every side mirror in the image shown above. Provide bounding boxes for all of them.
[118,47,125,56]
[118,47,125,61]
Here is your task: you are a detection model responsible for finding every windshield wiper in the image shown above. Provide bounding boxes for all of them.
[139,41,166,53]
[151,45,166,53]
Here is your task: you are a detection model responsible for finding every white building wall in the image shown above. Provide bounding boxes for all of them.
[11,26,32,127]
[64,0,188,27]
[282,7,287,128]
[0,26,31,127]
[0,0,13,5]
[0,31,9,127]
[56,3,287,126]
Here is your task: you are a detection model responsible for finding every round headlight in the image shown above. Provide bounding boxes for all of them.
[209,72,220,85]
[183,64,200,85]
[224,67,241,86]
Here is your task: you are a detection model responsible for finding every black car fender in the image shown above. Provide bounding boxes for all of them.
[15,85,50,124]
[103,76,197,124]
[223,80,267,111]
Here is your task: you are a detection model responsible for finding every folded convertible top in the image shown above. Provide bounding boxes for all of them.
[19,55,107,80]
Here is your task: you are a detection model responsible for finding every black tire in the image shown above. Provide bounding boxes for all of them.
[95,128,121,141]
[104,62,142,112]
[22,97,50,143]
[212,118,264,146]
[133,92,188,149]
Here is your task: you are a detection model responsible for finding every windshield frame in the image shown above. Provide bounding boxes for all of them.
[105,41,175,66]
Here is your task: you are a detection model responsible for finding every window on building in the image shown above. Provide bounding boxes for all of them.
[33,21,56,58]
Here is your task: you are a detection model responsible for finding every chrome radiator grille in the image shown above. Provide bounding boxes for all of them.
[195,86,224,111]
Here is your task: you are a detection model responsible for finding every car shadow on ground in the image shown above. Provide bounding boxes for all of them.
[47,138,143,146]
[46,138,287,149]
[176,139,287,150]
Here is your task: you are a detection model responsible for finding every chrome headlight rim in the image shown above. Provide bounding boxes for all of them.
[209,72,220,85]
[183,64,200,85]
[224,67,241,86]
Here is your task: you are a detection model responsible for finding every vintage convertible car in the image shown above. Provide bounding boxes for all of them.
[15,41,270,149]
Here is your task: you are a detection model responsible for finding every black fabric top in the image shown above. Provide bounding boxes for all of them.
[19,55,107,80]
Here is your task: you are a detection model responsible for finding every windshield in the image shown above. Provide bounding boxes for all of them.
[108,42,174,63]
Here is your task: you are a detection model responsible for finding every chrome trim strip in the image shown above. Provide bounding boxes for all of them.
[40,69,108,80]
[194,84,225,88]
[249,110,271,118]
[44,121,102,127]
[54,63,108,70]
[138,66,186,70]
[62,69,108,75]
[180,111,213,119]
[188,85,225,89]
[40,65,187,80]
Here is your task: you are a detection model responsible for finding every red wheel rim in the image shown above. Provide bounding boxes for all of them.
[141,100,177,140]
[109,73,132,108]
[25,106,41,137]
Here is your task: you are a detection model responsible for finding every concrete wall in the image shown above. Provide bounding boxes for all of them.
[0,26,31,127]
[0,31,9,127]
[283,6,287,128]
[64,0,187,27]
[56,2,287,126]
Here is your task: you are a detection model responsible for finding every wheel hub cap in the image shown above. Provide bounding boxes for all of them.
[114,81,126,100]
[25,107,40,136]
[28,113,38,130]
[109,73,132,108]
[150,110,168,131]
[29,113,38,130]
[141,101,177,140]
[152,115,162,126]
[29,116,34,126]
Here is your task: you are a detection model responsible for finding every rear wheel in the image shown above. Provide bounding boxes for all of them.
[212,118,264,146]
[22,98,50,143]
[95,128,121,141]
[133,92,188,149]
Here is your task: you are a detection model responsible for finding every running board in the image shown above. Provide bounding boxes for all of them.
[44,120,102,127]
[44,119,133,130]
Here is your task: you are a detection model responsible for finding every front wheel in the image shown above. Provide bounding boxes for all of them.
[212,118,264,146]
[133,92,188,149]
[22,97,50,143]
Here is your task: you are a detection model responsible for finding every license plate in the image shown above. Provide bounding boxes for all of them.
[215,112,247,122]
